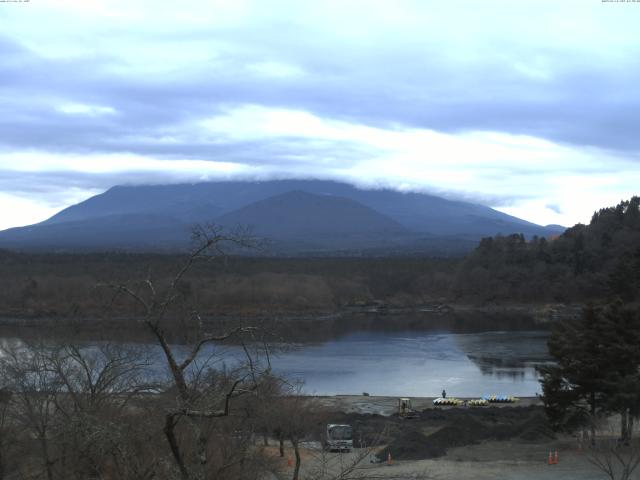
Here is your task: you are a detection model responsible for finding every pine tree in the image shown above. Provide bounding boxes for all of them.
[598,301,640,444]
[539,302,640,442]
[539,306,608,435]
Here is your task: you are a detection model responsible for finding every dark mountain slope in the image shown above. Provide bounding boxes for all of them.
[216,190,407,237]
[44,184,223,225]
[0,214,191,251]
[214,190,419,252]
[40,179,561,238]
[0,179,564,254]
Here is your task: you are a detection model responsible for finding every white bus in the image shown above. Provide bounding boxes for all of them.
[326,424,353,452]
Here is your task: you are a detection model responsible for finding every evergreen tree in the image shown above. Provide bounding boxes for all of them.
[608,247,640,302]
[598,301,640,444]
[539,302,640,442]
[539,306,608,434]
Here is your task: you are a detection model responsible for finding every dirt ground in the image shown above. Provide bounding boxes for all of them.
[271,440,603,480]
[274,395,614,480]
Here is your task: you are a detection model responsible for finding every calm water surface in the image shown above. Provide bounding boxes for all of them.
[1,325,550,397]
[263,330,549,397]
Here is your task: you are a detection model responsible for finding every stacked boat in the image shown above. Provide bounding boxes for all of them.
[432,397,464,406]
[432,395,520,407]
[483,395,519,403]
[467,398,489,407]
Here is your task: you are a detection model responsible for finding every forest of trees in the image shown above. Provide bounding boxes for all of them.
[539,301,640,439]
[536,263,640,479]
[532,198,640,477]
[0,197,638,319]
[454,197,640,303]
[0,253,456,318]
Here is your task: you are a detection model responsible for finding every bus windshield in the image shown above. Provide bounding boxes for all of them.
[328,425,352,440]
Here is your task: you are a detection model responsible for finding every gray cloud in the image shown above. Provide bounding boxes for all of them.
[0,1,638,229]
[1,12,639,165]
[546,203,562,214]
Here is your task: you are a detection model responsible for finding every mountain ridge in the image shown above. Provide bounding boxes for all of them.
[0,179,564,255]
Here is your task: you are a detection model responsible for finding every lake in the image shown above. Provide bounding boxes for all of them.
[248,329,550,397]
[0,314,551,397]
[135,328,550,397]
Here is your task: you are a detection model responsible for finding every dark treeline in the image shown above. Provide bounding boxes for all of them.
[532,200,640,450]
[0,253,456,317]
[454,197,640,303]
[1,197,639,319]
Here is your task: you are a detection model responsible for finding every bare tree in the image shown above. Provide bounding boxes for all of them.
[107,225,272,480]
[585,415,640,480]
[282,394,311,480]
[0,340,160,480]
[587,438,640,480]
[0,343,64,480]
[0,387,15,480]
[49,343,154,414]
[50,343,158,479]
[0,225,281,480]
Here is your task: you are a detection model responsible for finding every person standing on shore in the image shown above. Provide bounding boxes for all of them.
[442,389,446,398]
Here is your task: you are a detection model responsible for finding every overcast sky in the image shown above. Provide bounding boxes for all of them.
[0,0,639,230]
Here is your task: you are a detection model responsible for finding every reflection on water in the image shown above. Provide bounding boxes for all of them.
[0,314,551,397]
[264,330,549,397]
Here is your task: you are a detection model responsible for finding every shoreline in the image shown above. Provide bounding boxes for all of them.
[314,394,543,416]
[0,301,582,323]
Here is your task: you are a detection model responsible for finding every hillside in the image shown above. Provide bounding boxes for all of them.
[0,179,562,254]
[454,197,640,302]
[215,190,419,252]
[0,214,190,251]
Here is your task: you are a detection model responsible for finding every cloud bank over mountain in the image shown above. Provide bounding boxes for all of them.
[0,0,638,229]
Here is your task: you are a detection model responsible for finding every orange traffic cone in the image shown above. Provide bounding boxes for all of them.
[287,457,293,467]
[387,452,393,466]
[548,451,554,465]
[554,450,559,464]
